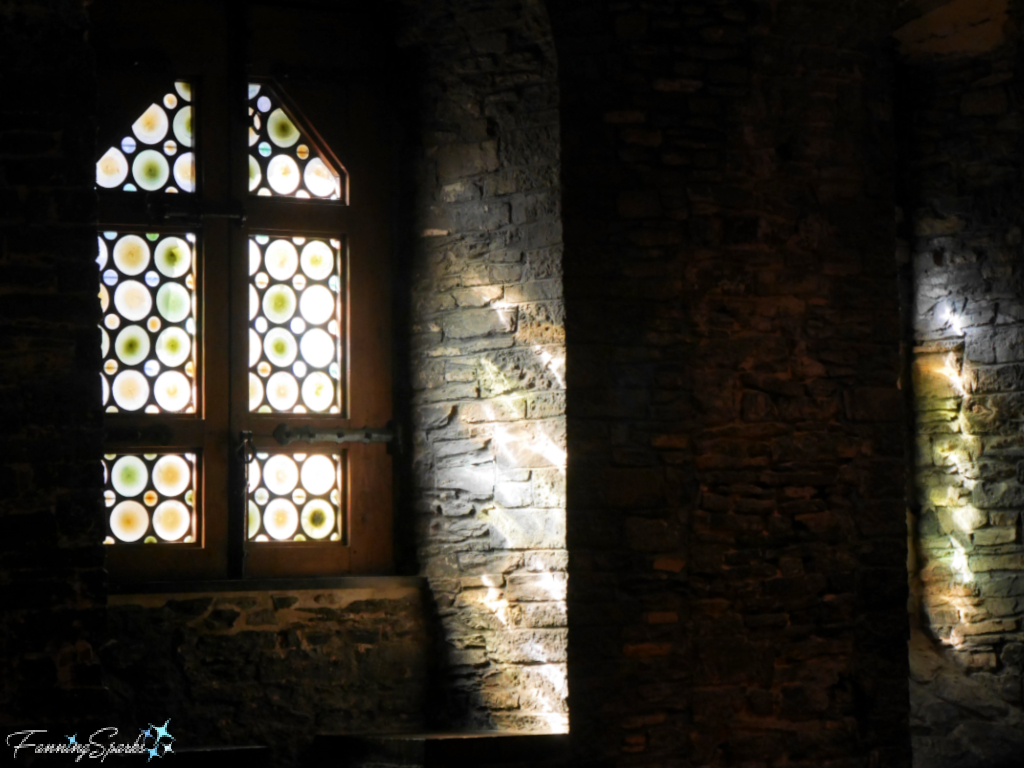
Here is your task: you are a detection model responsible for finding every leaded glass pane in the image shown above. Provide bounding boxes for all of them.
[247,452,341,542]
[103,452,198,544]
[96,81,195,194]
[247,82,343,200]
[99,231,198,414]
[248,234,341,414]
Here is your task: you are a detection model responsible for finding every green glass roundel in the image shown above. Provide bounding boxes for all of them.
[132,149,170,191]
[267,108,299,148]
[154,237,192,278]
[112,455,148,497]
[301,499,334,539]
[156,282,191,322]
[172,106,193,147]
[262,284,296,324]
[155,327,191,368]
[115,324,150,366]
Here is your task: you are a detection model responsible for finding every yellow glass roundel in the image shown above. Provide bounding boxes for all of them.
[153,500,190,541]
[111,501,149,542]
[264,499,299,540]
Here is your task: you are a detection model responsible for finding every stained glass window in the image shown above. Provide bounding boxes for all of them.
[247,453,341,541]
[97,82,195,194]
[248,234,342,414]
[248,83,344,200]
[98,231,198,414]
[103,453,198,544]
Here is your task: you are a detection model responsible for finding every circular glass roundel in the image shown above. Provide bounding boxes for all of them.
[153,500,190,540]
[112,370,149,411]
[152,502,188,540]
[300,328,334,368]
[132,104,169,145]
[301,499,335,539]
[154,237,192,278]
[114,324,150,366]
[267,155,301,195]
[248,501,261,538]
[97,236,109,269]
[173,106,193,147]
[249,240,262,276]
[301,372,334,412]
[153,455,190,496]
[173,152,195,192]
[112,455,148,497]
[101,373,110,405]
[154,371,191,411]
[156,283,190,323]
[248,456,262,493]
[266,371,299,410]
[262,284,296,324]
[97,148,129,188]
[300,241,334,281]
[264,328,298,367]
[265,240,298,281]
[248,372,264,411]
[155,327,191,368]
[299,285,335,325]
[114,280,153,322]
[248,155,262,191]
[263,454,298,495]
[248,328,262,367]
[110,500,149,542]
[303,157,335,197]
[100,327,110,358]
[267,109,299,148]
[264,498,299,540]
[132,149,170,191]
[300,454,335,496]
[113,235,150,275]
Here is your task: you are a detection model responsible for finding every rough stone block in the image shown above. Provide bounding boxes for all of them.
[437,140,499,178]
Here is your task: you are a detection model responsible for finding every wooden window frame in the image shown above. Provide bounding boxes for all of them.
[95,0,395,585]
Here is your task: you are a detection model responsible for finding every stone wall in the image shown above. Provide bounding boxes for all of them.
[549,0,909,765]
[898,1,1024,765]
[104,585,428,766]
[396,0,568,732]
[0,0,112,736]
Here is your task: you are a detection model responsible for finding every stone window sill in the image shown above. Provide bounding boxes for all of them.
[108,575,424,596]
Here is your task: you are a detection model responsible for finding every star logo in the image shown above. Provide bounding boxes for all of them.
[66,734,78,745]
[140,726,154,741]
[151,719,174,742]
[146,744,163,762]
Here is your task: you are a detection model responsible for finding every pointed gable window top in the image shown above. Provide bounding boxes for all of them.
[96,81,195,194]
[248,82,344,201]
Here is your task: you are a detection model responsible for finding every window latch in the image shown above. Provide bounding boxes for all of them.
[272,423,395,447]
[237,430,256,463]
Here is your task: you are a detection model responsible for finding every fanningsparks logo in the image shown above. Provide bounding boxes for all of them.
[7,720,175,762]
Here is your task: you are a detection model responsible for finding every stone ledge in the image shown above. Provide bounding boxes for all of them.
[109,575,425,597]
[312,732,569,767]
